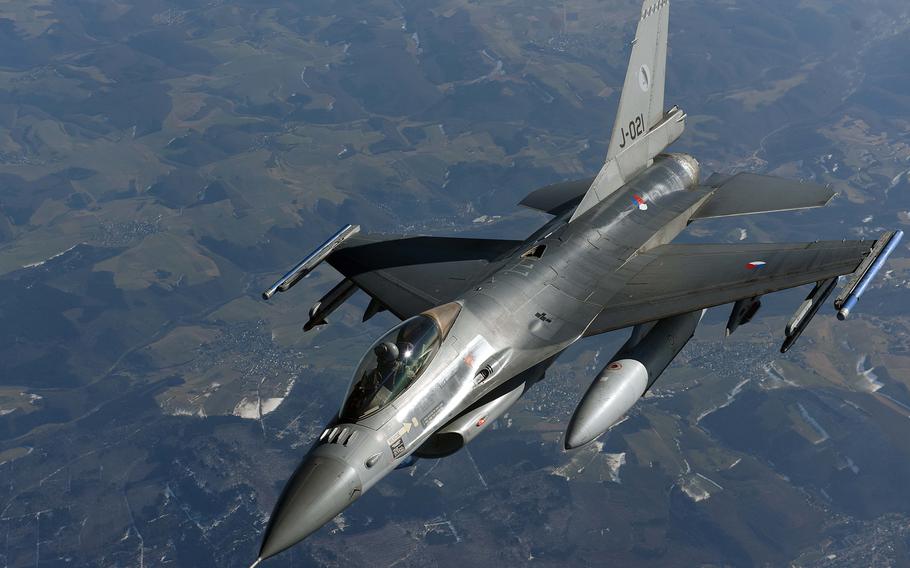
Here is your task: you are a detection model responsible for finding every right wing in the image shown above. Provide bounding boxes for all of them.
[585,239,874,335]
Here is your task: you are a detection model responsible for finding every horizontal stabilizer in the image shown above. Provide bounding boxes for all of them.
[691,173,834,220]
[519,177,594,215]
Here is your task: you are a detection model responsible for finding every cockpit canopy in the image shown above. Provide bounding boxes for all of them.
[340,315,442,420]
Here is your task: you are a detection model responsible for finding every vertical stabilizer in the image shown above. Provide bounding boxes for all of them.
[606,0,670,161]
[570,0,684,222]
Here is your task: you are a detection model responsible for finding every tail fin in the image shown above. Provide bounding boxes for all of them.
[571,0,683,222]
[607,0,670,160]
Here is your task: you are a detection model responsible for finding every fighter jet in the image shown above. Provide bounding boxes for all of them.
[252,0,902,563]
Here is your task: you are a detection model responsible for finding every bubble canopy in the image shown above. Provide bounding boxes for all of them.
[340,315,442,420]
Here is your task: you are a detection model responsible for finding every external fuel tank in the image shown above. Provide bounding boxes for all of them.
[565,309,704,449]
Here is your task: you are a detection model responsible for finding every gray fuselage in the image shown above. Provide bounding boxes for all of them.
[255,153,703,559]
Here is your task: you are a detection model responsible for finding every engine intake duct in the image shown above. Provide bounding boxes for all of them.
[415,357,553,459]
[565,310,703,449]
[414,381,526,459]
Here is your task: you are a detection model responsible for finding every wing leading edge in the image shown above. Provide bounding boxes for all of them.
[326,234,522,319]
[584,239,875,336]
[261,227,522,324]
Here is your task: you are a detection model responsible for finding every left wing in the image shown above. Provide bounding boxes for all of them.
[262,226,522,324]
[326,234,521,319]
[585,239,875,335]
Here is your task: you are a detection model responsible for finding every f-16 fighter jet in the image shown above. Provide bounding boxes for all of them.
[252,0,902,564]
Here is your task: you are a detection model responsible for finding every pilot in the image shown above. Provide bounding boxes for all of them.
[374,341,400,375]
[352,342,400,405]
[347,327,430,416]
[372,340,422,397]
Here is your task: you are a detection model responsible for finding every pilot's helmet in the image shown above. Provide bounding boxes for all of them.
[374,341,399,363]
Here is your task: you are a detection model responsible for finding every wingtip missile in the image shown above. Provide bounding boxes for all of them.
[782,230,901,352]
[834,230,902,320]
[261,224,360,301]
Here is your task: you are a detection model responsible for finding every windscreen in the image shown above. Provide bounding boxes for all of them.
[340,315,441,419]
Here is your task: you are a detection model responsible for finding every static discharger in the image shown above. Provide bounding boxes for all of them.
[261,224,360,300]
[834,230,903,321]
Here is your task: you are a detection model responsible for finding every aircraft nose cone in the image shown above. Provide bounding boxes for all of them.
[258,454,362,561]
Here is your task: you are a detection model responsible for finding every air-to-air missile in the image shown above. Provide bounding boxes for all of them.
[834,230,903,321]
[261,224,359,301]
